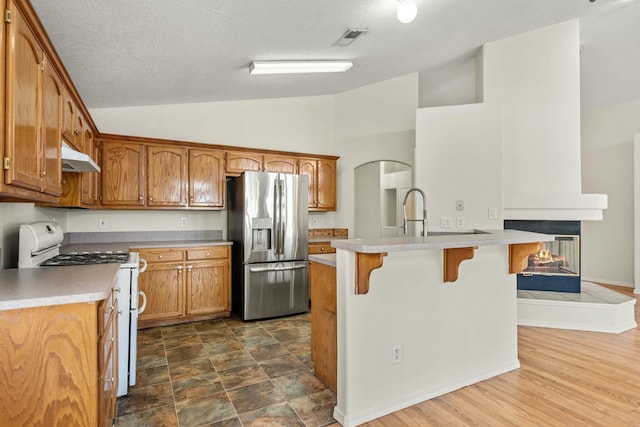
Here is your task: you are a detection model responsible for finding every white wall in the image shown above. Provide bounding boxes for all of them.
[331,74,418,232]
[418,56,477,109]
[581,98,640,287]
[481,20,583,198]
[0,204,66,269]
[415,103,503,231]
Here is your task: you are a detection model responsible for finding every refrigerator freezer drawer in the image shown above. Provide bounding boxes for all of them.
[243,261,309,320]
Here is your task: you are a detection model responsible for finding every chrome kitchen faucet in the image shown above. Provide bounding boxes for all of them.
[402,188,427,236]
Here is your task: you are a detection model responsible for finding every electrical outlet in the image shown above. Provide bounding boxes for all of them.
[311,217,319,227]
[98,218,107,229]
[440,217,452,228]
[180,217,188,227]
[455,200,464,211]
[392,344,402,363]
[456,217,465,228]
[488,207,498,220]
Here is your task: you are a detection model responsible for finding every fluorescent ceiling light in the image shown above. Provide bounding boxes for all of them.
[249,60,353,75]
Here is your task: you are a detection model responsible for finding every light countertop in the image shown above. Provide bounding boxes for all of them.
[0,264,119,311]
[331,229,553,253]
[62,240,232,253]
[309,253,336,267]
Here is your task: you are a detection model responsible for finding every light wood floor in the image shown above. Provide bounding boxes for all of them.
[362,284,640,427]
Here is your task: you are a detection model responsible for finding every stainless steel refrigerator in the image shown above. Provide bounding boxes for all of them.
[228,171,309,320]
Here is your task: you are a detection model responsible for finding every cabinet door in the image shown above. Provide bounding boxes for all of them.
[138,261,185,322]
[61,91,76,146]
[186,259,230,315]
[5,2,43,192]
[189,149,224,208]
[101,141,145,206]
[264,155,297,174]
[81,129,96,205]
[298,158,317,208]
[147,145,187,207]
[40,58,63,196]
[225,151,262,176]
[317,159,337,210]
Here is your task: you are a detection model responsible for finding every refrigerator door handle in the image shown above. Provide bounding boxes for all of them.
[273,178,280,256]
[249,264,307,273]
[278,177,285,256]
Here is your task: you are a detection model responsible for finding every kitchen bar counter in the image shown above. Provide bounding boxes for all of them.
[0,264,119,310]
[331,229,551,253]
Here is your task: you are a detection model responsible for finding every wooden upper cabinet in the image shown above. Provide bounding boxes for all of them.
[61,90,76,145]
[298,157,317,208]
[189,149,225,208]
[4,2,44,192]
[41,58,63,196]
[146,145,188,207]
[264,154,298,174]
[317,159,337,210]
[101,141,145,206]
[81,129,97,205]
[299,157,337,211]
[225,151,263,176]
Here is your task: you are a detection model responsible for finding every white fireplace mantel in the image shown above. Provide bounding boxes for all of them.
[504,193,608,221]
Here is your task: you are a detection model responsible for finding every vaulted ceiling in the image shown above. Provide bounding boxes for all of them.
[30,0,640,111]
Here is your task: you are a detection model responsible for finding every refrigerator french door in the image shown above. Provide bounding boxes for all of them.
[228,171,309,320]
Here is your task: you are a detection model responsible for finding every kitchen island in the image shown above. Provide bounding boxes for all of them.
[0,264,120,426]
[328,230,552,427]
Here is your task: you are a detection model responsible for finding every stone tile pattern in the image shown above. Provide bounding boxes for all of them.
[116,313,339,427]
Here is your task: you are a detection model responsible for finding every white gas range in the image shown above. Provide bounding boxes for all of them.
[18,221,147,397]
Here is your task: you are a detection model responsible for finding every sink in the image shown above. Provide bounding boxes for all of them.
[426,230,489,236]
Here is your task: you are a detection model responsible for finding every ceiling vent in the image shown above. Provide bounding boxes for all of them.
[334,28,368,47]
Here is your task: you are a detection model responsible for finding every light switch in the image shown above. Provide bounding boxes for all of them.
[488,207,498,220]
[441,217,452,228]
[456,217,465,228]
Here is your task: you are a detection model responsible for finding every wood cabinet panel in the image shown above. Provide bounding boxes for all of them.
[135,245,230,328]
[308,242,336,254]
[101,141,145,206]
[146,145,187,207]
[310,261,337,392]
[317,159,337,210]
[187,246,229,260]
[298,158,317,208]
[189,148,224,208]
[61,90,76,145]
[138,261,185,322]
[0,298,118,426]
[186,259,230,315]
[225,151,263,176]
[264,154,297,174]
[41,59,63,196]
[5,3,43,192]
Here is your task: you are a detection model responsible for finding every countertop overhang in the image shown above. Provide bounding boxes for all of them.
[331,229,553,253]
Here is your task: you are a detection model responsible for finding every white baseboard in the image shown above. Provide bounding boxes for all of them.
[333,360,520,427]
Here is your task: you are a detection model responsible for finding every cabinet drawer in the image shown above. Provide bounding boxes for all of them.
[187,246,229,260]
[135,249,184,263]
[309,242,335,254]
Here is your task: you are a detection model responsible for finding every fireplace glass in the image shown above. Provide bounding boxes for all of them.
[523,235,579,277]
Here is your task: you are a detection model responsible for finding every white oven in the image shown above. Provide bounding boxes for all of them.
[18,221,147,397]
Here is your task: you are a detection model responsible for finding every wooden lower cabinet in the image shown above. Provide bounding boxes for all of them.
[0,289,117,426]
[310,260,337,392]
[309,241,336,255]
[136,245,231,328]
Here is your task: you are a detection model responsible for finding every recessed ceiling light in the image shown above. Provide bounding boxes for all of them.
[249,60,353,75]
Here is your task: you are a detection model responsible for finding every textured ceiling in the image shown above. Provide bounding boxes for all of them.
[29,0,640,111]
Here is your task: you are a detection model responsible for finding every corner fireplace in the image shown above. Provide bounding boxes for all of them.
[504,220,581,293]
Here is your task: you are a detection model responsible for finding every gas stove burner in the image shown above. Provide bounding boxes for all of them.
[41,252,131,266]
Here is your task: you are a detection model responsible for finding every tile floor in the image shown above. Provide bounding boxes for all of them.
[116,313,339,427]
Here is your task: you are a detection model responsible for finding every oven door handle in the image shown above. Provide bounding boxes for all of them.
[138,257,148,274]
[137,291,147,314]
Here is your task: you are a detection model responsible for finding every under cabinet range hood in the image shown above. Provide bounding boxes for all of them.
[61,141,100,173]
